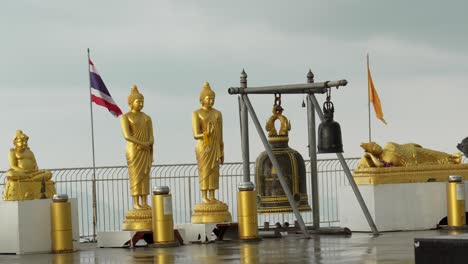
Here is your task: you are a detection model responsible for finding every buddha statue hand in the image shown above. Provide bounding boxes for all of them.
[206,122,214,136]
[203,123,214,145]
[137,142,151,151]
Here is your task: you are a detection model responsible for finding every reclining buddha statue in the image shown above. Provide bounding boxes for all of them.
[357,141,462,169]
[2,130,56,200]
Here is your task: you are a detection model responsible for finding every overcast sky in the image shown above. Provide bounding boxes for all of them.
[0,0,467,169]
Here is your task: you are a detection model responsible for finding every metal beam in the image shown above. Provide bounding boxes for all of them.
[309,95,379,235]
[228,80,347,95]
[242,94,310,238]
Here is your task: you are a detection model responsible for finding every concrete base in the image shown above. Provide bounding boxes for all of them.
[175,223,217,243]
[339,181,468,232]
[0,198,79,254]
[97,231,136,248]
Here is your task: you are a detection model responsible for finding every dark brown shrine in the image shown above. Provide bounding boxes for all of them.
[255,99,312,213]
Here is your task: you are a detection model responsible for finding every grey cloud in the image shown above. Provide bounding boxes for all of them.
[179,0,468,51]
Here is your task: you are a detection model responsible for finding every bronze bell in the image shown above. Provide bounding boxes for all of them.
[255,102,311,213]
[318,101,343,153]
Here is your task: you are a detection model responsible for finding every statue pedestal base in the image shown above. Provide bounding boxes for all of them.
[175,223,217,243]
[0,199,79,254]
[122,208,152,231]
[191,202,232,224]
[97,231,136,247]
[2,181,56,201]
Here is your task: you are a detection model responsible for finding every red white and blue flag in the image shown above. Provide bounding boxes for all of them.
[89,59,122,117]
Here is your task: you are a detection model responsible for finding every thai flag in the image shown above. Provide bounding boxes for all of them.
[89,59,122,117]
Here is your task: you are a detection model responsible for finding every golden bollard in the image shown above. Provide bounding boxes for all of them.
[51,194,73,253]
[237,182,259,240]
[447,175,466,227]
[151,186,179,247]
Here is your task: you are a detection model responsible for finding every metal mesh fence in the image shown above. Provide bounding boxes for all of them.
[0,158,360,240]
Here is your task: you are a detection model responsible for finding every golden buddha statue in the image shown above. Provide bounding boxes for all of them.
[358,141,462,169]
[120,85,154,230]
[2,130,55,200]
[191,81,231,223]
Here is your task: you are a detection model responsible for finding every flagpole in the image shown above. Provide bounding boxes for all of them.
[367,53,372,142]
[87,48,98,242]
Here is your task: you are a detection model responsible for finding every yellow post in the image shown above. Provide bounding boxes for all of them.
[238,182,259,240]
[447,175,466,227]
[50,194,73,253]
[151,186,179,247]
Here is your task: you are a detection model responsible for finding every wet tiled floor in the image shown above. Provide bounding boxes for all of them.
[0,230,458,264]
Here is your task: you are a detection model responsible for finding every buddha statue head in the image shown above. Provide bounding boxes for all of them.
[128,85,144,111]
[360,142,383,156]
[199,81,215,108]
[13,130,29,152]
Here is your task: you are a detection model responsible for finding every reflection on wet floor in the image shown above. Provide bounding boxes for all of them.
[0,230,462,264]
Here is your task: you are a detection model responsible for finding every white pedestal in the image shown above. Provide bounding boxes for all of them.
[97,231,136,248]
[175,223,217,243]
[339,182,468,232]
[0,199,79,254]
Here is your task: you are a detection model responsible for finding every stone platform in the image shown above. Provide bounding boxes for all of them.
[98,231,139,248]
[0,199,79,254]
[339,181,468,232]
[175,223,218,243]
[0,230,456,263]
[340,164,468,232]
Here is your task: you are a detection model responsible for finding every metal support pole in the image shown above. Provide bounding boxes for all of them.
[310,94,379,235]
[306,70,320,230]
[240,70,250,182]
[242,95,310,238]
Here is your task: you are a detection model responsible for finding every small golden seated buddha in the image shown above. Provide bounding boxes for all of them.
[2,130,56,201]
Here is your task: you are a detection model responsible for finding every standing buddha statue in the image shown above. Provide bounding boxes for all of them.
[120,85,154,230]
[191,81,231,223]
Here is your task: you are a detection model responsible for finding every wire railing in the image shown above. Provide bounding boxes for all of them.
[0,158,360,240]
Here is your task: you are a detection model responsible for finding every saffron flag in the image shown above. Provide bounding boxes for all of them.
[367,58,386,124]
[89,59,122,117]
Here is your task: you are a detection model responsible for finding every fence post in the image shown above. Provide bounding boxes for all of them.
[91,171,97,241]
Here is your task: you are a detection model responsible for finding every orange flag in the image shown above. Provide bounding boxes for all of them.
[367,55,387,124]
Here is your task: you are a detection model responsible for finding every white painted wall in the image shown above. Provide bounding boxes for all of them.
[0,198,79,254]
[339,182,468,232]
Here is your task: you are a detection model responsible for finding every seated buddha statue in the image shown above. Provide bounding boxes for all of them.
[2,130,55,200]
[358,141,462,169]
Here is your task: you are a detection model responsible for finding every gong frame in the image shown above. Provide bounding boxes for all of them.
[228,69,379,237]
